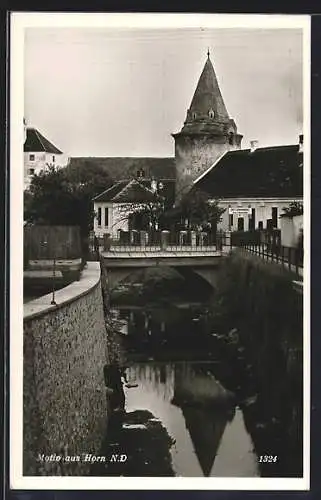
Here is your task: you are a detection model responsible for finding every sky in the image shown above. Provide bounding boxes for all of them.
[24,26,304,157]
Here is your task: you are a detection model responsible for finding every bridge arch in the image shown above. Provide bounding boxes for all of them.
[104,264,219,293]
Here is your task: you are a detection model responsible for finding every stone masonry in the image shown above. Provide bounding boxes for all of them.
[23,263,108,475]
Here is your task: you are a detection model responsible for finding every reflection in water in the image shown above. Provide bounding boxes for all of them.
[105,271,302,478]
[123,362,259,477]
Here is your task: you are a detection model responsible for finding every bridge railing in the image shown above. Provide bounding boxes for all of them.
[102,230,231,252]
[233,230,303,278]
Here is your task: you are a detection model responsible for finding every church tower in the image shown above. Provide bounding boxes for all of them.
[172,50,242,202]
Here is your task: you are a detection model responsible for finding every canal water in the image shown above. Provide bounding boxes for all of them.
[123,361,259,477]
[95,267,302,478]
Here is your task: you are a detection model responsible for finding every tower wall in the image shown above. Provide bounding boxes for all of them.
[174,132,241,202]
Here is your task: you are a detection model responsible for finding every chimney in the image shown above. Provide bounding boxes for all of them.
[299,134,303,153]
[250,140,259,152]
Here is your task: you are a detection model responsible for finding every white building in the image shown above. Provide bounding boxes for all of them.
[193,137,303,232]
[93,178,163,238]
[24,127,69,190]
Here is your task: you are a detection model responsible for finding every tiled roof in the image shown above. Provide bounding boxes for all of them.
[93,179,166,204]
[175,53,239,137]
[193,145,303,198]
[24,128,63,154]
[69,157,176,181]
[189,55,229,121]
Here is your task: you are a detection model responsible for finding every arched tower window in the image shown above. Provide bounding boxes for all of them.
[208,109,215,119]
[192,112,197,120]
[228,132,234,145]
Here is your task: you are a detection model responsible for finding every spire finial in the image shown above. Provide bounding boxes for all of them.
[207,47,210,58]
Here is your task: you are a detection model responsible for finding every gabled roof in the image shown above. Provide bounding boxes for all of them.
[93,179,164,204]
[69,157,176,181]
[193,144,303,198]
[24,127,63,154]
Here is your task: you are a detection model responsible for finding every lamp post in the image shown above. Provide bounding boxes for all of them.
[40,237,56,305]
[51,255,57,305]
[50,231,57,306]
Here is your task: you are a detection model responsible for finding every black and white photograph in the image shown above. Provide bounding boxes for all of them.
[10,13,310,490]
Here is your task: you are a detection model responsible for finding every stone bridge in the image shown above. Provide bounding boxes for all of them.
[101,247,231,290]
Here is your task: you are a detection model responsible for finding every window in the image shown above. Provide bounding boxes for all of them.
[52,155,55,163]
[228,133,234,145]
[267,219,273,230]
[97,207,102,226]
[192,112,197,119]
[258,221,263,230]
[229,214,234,228]
[249,208,256,230]
[28,168,35,175]
[237,217,244,231]
[208,109,215,119]
[272,207,278,228]
[29,154,35,161]
[104,207,109,227]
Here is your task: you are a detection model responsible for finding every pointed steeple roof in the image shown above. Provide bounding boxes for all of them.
[189,52,229,121]
[173,50,238,137]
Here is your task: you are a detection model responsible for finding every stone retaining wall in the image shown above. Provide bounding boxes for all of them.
[23,262,108,475]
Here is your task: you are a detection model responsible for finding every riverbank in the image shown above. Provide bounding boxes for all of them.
[201,251,303,477]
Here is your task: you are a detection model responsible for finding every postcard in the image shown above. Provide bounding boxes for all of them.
[10,12,310,491]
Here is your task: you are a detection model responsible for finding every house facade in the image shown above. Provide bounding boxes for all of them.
[24,127,69,190]
[93,178,167,238]
[192,139,303,232]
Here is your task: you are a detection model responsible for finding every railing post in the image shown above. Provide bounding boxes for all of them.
[225,231,231,250]
[161,230,170,250]
[190,230,196,249]
[216,232,223,252]
[140,230,148,248]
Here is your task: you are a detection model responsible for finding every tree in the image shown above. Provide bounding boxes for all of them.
[116,198,166,232]
[282,201,303,217]
[172,188,225,232]
[64,160,113,196]
[24,163,113,241]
